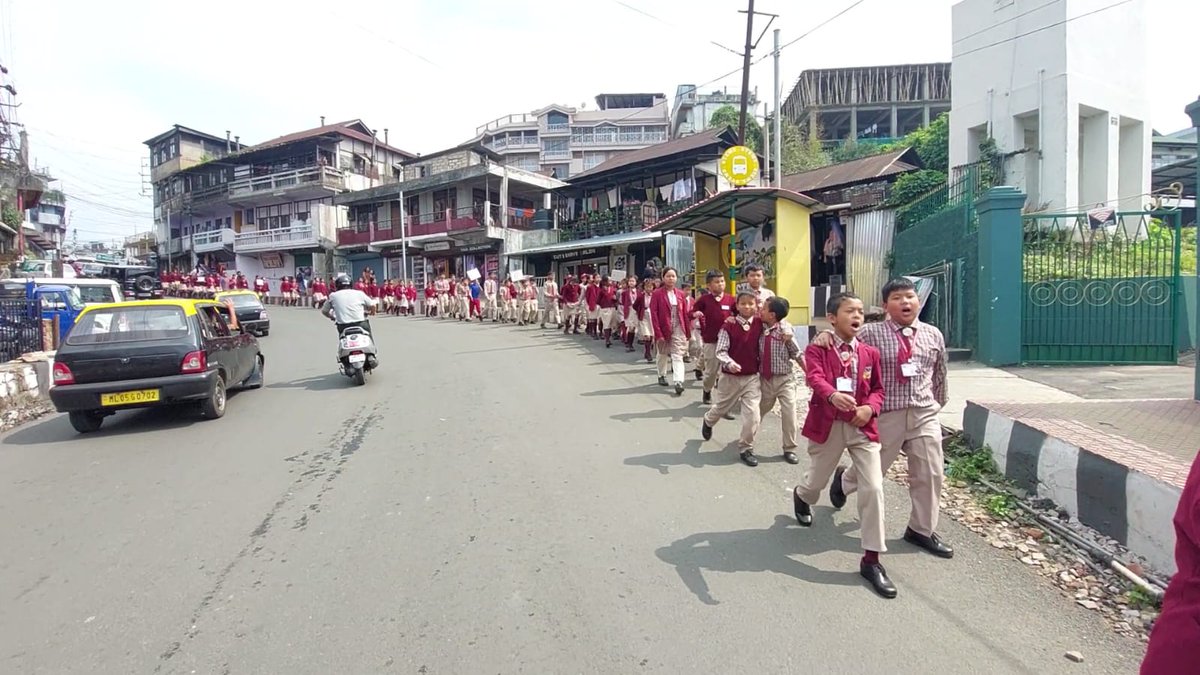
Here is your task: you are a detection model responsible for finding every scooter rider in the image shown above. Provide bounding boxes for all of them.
[322,273,379,337]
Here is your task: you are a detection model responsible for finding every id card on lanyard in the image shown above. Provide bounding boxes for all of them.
[836,348,855,392]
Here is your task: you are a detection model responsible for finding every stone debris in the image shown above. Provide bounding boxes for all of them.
[1064,651,1084,663]
[886,459,1160,643]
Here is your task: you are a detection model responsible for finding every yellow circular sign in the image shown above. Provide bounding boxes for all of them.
[718,145,759,187]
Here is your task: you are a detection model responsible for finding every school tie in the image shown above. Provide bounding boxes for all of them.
[896,325,914,384]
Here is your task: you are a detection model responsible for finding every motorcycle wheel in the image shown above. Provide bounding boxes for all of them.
[352,368,366,386]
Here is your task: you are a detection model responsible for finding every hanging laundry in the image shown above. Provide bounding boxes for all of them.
[607,188,619,209]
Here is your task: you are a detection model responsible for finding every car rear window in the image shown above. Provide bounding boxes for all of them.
[67,306,192,345]
[223,294,263,309]
[75,285,120,304]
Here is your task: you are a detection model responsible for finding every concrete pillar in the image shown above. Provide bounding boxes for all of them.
[975,186,1027,366]
[849,108,858,141]
[1079,111,1116,207]
[890,105,899,139]
[922,105,930,127]
[1185,97,1200,401]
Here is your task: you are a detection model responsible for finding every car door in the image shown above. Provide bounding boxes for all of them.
[197,306,243,383]
[213,303,255,381]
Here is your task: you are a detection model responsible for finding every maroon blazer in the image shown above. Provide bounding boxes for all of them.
[649,287,692,342]
[801,341,886,444]
[1141,451,1200,673]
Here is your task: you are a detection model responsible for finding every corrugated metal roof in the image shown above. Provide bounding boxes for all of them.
[651,187,823,239]
[250,120,416,158]
[779,148,919,194]
[567,127,736,182]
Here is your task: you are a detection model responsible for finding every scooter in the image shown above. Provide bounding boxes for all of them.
[337,326,378,386]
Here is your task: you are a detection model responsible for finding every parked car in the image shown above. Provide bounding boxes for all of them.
[92,264,163,301]
[49,299,264,434]
[0,277,122,305]
[213,290,270,337]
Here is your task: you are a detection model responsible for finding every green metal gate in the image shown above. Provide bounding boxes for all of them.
[1021,210,1182,364]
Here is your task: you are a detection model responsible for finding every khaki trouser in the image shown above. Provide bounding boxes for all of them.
[759,373,798,450]
[599,307,619,332]
[842,404,944,537]
[656,329,689,383]
[797,421,886,553]
[484,295,497,320]
[703,373,761,450]
[438,293,450,317]
[701,343,720,393]
[564,301,583,327]
[543,301,561,326]
[459,296,470,318]
[507,299,519,321]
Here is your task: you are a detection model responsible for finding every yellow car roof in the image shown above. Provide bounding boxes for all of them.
[214,290,259,299]
[77,298,221,317]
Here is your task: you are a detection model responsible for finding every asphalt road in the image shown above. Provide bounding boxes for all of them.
[1,308,1145,674]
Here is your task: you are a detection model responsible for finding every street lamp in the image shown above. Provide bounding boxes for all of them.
[1187,96,1200,402]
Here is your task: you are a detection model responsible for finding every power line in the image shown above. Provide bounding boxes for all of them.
[761,0,866,63]
[952,0,1061,44]
[952,0,1134,59]
[609,0,743,56]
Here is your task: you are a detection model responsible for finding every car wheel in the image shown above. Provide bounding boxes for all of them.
[259,329,269,337]
[134,275,158,294]
[68,410,104,434]
[244,355,265,390]
[200,375,227,419]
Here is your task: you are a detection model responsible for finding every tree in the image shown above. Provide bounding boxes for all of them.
[897,112,949,173]
[780,118,829,174]
[708,105,762,154]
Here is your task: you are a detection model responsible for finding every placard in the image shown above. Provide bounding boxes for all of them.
[467,268,481,281]
[510,271,525,282]
[610,269,626,281]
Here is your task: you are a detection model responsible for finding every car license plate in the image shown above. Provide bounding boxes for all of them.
[100,389,161,406]
[348,353,367,364]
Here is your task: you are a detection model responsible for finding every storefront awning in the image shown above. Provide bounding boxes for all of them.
[650,187,823,239]
[511,229,662,256]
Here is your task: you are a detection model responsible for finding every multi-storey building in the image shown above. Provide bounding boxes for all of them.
[669,85,757,138]
[473,93,670,180]
[145,119,413,284]
[23,182,67,256]
[781,63,951,145]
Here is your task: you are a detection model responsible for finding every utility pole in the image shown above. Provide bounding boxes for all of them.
[773,28,783,186]
[736,0,756,146]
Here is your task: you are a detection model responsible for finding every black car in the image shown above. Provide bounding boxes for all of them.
[215,290,270,336]
[49,299,264,434]
[95,264,164,300]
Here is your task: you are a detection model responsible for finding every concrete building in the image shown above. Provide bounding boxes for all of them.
[1152,128,1197,170]
[669,85,757,138]
[473,93,670,180]
[146,119,414,287]
[23,183,67,256]
[781,64,951,144]
[950,0,1150,212]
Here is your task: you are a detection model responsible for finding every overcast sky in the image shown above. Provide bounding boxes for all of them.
[3,0,1196,244]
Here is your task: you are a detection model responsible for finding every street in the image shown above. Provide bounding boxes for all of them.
[1,308,1144,674]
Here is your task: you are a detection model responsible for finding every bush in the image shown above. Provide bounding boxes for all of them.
[887,169,947,207]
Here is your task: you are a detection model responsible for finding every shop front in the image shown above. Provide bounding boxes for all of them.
[511,230,664,285]
[403,238,501,284]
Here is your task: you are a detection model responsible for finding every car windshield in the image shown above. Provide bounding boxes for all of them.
[223,294,262,309]
[74,285,119,304]
[67,306,191,345]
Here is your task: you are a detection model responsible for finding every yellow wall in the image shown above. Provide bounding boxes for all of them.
[694,235,726,288]
[775,198,812,326]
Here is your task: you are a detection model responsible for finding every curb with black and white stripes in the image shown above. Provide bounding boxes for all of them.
[962,401,1180,575]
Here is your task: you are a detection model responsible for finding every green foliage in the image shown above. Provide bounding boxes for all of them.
[781,118,830,174]
[900,112,950,173]
[1125,587,1160,610]
[1023,216,1193,281]
[887,169,948,207]
[709,105,762,154]
[829,140,882,164]
[946,444,1000,483]
[1,205,20,231]
[984,493,1016,519]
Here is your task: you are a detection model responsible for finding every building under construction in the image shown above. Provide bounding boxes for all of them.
[781,63,951,144]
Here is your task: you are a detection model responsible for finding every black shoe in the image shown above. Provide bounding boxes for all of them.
[860,561,898,599]
[829,467,847,509]
[702,391,712,405]
[740,450,759,467]
[792,487,812,526]
[701,421,713,441]
[694,369,703,381]
[903,528,955,559]
[783,451,799,465]
[658,377,668,387]
[674,383,684,396]
[723,413,735,420]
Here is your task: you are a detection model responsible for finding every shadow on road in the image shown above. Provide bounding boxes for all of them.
[656,514,864,605]
[267,375,356,392]
[2,403,209,446]
[624,439,741,473]
[611,405,704,423]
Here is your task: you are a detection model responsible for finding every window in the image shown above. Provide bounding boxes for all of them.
[225,217,232,229]
[68,306,190,345]
[245,209,254,225]
[405,195,420,218]
[547,111,568,125]
[432,189,457,221]
[200,306,232,338]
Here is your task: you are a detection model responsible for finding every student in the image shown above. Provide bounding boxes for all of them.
[650,267,692,396]
[469,277,483,320]
[743,263,775,309]
[312,276,328,309]
[794,292,893,599]
[691,270,736,405]
[405,281,418,317]
[522,279,539,325]
[583,273,601,339]
[757,297,804,465]
[560,275,582,334]
[541,275,560,329]
[499,279,513,323]
[818,277,954,558]
[635,278,656,362]
[597,276,619,347]
[484,273,499,322]
[1141,453,1200,673]
[700,292,763,467]
[424,280,437,317]
[619,275,640,352]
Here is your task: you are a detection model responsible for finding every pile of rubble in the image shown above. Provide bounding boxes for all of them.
[887,460,1161,642]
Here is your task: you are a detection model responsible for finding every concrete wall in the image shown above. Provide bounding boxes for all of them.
[951,0,1149,211]
[775,199,813,326]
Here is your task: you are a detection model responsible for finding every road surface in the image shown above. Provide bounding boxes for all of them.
[1,308,1145,673]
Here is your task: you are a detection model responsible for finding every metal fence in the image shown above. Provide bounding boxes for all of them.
[0,299,45,363]
[1020,210,1183,364]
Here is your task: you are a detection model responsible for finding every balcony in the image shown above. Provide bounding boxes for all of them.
[192,228,236,253]
[336,205,535,248]
[559,198,698,242]
[227,166,344,206]
[571,130,668,147]
[541,148,571,161]
[476,113,539,136]
[235,224,319,253]
[543,123,570,135]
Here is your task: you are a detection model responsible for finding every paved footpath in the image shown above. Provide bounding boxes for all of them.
[0,310,1143,674]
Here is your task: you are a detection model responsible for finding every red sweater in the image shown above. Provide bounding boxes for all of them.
[649,288,692,341]
[598,286,617,309]
[693,292,736,344]
[584,284,600,311]
[718,318,763,376]
[1142,452,1200,673]
[561,282,580,303]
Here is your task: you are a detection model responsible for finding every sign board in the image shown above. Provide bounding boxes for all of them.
[610,269,626,282]
[424,241,452,252]
[718,145,759,187]
[460,243,495,253]
[551,247,599,262]
[511,271,525,282]
[467,268,481,281]
[261,252,284,269]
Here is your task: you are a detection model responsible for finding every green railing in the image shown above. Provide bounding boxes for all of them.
[1020,210,1183,364]
[894,158,1004,233]
[560,198,699,241]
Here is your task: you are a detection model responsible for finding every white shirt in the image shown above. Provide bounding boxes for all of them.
[322,289,378,323]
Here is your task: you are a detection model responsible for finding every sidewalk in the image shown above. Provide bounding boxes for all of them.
[948,360,1197,574]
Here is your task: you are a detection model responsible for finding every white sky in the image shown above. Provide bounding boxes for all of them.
[3,0,1196,243]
